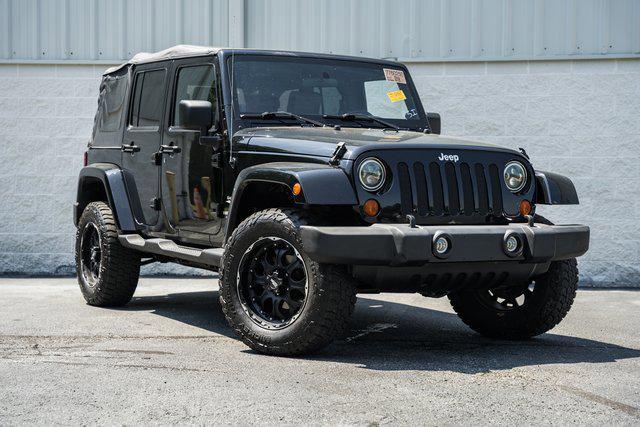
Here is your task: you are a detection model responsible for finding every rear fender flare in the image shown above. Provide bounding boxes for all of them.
[75,163,144,231]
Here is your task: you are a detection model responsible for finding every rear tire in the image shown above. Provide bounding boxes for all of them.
[448,259,579,339]
[219,208,357,356]
[75,201,141,307]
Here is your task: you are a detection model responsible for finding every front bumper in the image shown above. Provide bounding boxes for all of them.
[300,223,589,266]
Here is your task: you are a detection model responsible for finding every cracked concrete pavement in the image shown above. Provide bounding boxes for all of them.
[0,277,639,425]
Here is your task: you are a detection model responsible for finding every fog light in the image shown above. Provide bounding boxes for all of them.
[503,232,522,257]
[435,237,449,254]
[505,235,519,253]
[432,233,451,259]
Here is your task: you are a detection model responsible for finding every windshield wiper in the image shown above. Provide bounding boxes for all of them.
[323,113,399,131]
[240,111,324,127]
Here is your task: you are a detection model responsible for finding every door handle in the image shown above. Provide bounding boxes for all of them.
[122,142,141,153]
[159,144,181,154]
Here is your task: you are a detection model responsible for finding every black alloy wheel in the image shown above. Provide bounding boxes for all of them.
[75,201,140,307]
[237,237,308,329]
[448,259,579,340]
[80,222,102,287]
[475,282,535,312]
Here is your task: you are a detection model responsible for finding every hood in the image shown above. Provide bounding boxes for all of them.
[239,126,522,160]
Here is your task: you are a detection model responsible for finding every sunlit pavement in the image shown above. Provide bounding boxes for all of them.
[1,277,638,425]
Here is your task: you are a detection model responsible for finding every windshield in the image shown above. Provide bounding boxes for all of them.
[228,55,426,130]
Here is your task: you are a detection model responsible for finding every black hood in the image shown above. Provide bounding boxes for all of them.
[239,126,522,161]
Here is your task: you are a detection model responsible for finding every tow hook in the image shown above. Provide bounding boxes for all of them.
[525,214,535,227]
[406,214,417,228]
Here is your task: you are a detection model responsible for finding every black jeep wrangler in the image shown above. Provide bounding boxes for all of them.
[75,45,589,355]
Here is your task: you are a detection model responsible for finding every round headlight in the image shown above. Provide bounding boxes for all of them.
[358,158,386,192]
[503,161,527,193]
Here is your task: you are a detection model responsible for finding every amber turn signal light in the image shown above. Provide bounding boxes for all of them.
[363,199,380,217]
[519,199,532,216]
[292,183,302,196]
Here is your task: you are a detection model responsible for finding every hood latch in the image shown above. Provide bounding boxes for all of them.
[329,142,347,166]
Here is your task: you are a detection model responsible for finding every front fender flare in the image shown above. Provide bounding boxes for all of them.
[535,171,579,205]
[75,163,144,231]
[226,162,357,236]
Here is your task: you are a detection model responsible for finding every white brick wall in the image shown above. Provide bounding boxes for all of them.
[0,59,638,285]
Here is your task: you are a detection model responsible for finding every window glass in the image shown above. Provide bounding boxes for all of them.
[173,65,217,126]
[230,56,424,128]
[130,69,166,127]
[364,80,409,119]
[98,68,128,132]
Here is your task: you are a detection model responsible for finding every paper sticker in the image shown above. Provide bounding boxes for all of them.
[387,89,407,103]
[383,68,407,84]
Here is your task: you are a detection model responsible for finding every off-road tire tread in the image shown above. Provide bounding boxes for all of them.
[219,208,357,355]
[448,259,578,340]
[75,201,140,307]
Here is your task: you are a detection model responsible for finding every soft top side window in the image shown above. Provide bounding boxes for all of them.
[172,64,217,127]
[129,68,166,128]
[97,67,128,132]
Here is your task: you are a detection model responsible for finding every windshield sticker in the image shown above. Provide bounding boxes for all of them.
[383,68,407,84]
[405,108,418,119]
[387,89,407,103]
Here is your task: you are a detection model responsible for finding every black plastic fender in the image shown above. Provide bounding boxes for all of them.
[74,163,144,231]
[534,171,579,205]
[225,162,357,237]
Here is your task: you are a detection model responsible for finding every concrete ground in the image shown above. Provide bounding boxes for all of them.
[0,278,638,425]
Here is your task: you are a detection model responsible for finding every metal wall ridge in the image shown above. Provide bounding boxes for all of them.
[1,0,639,62]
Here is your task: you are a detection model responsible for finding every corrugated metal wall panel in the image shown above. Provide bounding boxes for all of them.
[244,0,640,61]
[40,0,67,60]
[0,0,638,61]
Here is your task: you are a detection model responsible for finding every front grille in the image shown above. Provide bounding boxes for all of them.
[397,161,504,221]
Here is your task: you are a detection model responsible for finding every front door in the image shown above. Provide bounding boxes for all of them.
[160,58,223,245]
[121,63,169,228]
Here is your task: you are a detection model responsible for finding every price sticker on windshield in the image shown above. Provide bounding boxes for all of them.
[387,89,407,103]
[383,68,407,84]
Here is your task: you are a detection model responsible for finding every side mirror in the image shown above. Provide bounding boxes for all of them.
[427,112,441,135]
[178,100,213,133]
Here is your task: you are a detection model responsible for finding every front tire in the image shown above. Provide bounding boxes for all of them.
[219,208,357,356]
[75,201,141,307]
[448,259,579,340]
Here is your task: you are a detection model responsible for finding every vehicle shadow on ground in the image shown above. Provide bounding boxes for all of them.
[122,289,640,373]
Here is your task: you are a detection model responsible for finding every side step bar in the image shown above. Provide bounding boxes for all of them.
[118,234,223,268]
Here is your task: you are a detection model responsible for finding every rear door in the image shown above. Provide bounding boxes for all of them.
[161,57,223,245]
[121,62,169,227]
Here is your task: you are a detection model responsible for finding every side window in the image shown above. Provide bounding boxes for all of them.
[98,68,128,132]
[130,69,166,127]
[173,65,217,126]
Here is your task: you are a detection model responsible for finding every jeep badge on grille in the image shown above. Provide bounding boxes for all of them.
[438,153,459,162]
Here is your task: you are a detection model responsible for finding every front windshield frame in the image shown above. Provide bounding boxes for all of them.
[225,53,429,132]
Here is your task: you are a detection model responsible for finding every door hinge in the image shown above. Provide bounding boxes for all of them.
[211,153,223,168]
[151,197,161,211]
[152,151,163,165]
